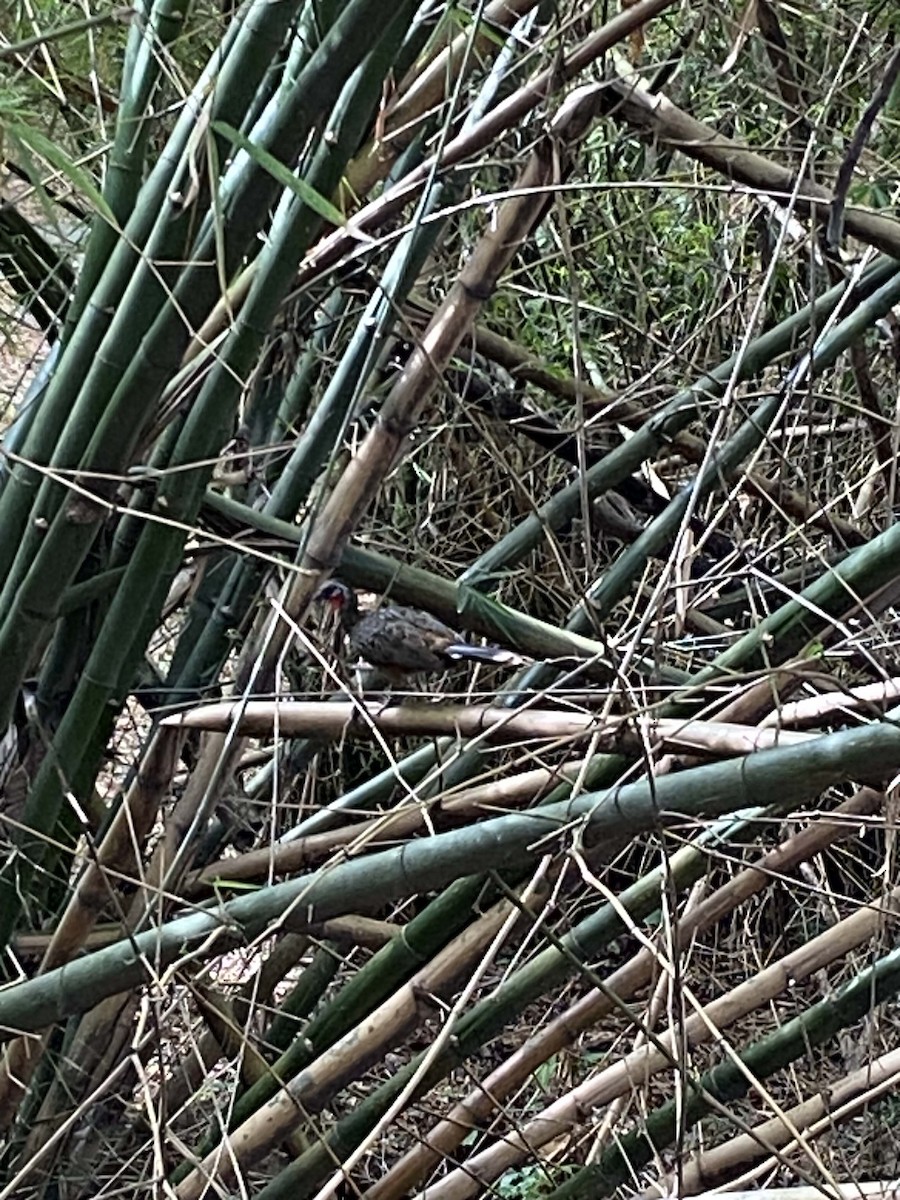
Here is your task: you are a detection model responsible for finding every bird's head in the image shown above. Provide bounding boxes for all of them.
[314,580,355,614]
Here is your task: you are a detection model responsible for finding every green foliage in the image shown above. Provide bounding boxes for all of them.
[496,1163,578,1200]
[4,113,114,222]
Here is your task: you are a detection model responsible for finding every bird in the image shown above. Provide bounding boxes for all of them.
[314,580,523,683]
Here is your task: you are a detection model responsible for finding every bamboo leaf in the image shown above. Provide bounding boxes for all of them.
[212,120,348,228]
[5,118,116,224]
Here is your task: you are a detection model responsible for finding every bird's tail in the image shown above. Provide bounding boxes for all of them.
[443,644,526,666]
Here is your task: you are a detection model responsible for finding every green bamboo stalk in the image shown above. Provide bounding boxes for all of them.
[545,943,900,1199]
[2,722,899,1032]
[263,944,341,1053]
[0,0,297,600]
[3,0,374,642]
[459,258,900,589]
[225,811,763,1200]
[168,11,438,702]
[269,292,352,457]
[126,0,423,710]
[61,0,189,336]
[583,264,900,623]
[0,0,426,950]
[171,875,493,1182]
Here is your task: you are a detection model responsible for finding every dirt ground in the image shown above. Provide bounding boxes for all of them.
[0,169,51,422]
[0,296,45,418]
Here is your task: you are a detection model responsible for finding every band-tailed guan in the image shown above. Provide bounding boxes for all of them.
[315,581,522,679]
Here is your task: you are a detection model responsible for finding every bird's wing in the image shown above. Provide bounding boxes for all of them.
[388,606,459,644]
[350,610,447,672]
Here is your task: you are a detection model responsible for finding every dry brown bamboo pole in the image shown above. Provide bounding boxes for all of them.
[164,699,816,753]
[603,72,900,259]
[367,787,882,1199]
[174,880,547,1200]
[252,90,596,689]
[652,663,812,776]
[639,1045,900,1196]
[0,727,183,1131]
[186,758,584,891]
[761,677,900,727]
[186,0,681,359]
[343,0,542,199]
[418,831,900,1199]
[17,730,236,1165]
